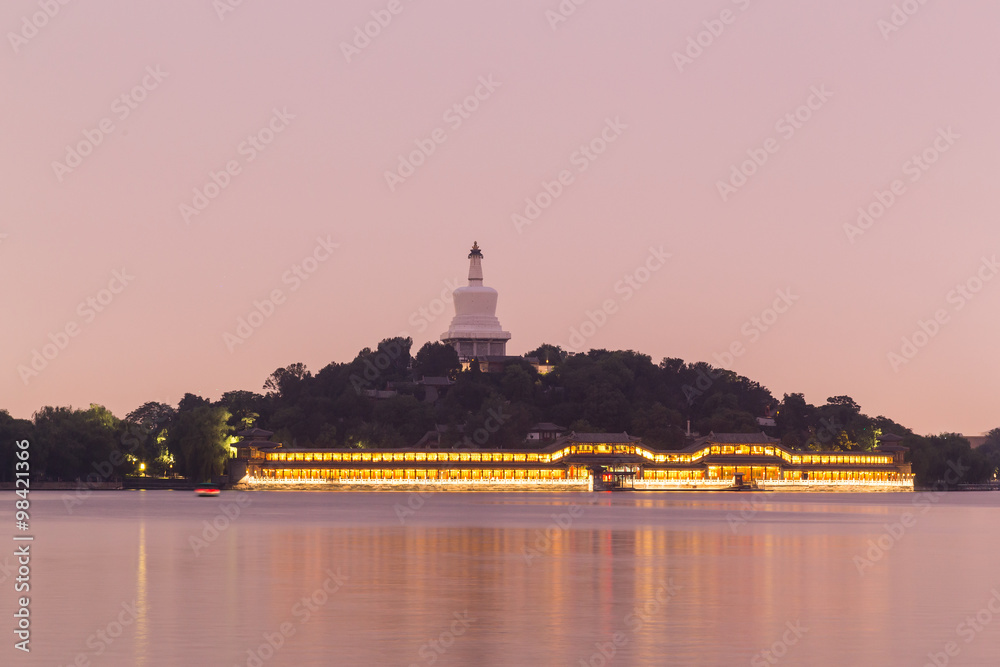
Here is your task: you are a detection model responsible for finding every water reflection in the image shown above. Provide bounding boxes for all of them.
[23,491,1000,666]
[134,521,148,666]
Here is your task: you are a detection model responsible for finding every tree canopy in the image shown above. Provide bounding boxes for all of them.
[5,338,997,488]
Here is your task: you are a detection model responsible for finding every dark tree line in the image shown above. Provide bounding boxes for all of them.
[1,337,998,487]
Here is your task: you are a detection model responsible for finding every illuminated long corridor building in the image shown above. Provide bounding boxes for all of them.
[232,432,914,491]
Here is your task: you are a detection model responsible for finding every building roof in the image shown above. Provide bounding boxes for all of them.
[418,376,455,386]
[694,432,780,445]
[529,422,567,432]
[362,389,398,399]
[240,441,282,450]
[878,433,905,443]
[237,427,274,438]
[564,432,640,444]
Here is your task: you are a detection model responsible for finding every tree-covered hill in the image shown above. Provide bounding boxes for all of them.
[2,337,997,487]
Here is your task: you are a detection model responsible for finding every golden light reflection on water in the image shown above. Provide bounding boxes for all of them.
[23,491,1000,666]
[134,521,149,666]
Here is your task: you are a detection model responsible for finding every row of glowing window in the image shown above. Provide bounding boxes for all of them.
[554,444,893,465]
[704,466,901,481]
[260,468,585,480]
[265,451,548,463]
[702,445,891,465]
[259,444,891,466]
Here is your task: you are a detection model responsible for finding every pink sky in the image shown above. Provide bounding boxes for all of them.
[2,0,998,435]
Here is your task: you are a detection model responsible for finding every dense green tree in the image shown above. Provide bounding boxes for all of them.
[908,433,992,487]
[630,403,685,449]
[10,337,996,485]
[178,393,210,412]
[500,364,536,403]
[373,395,434,446]
[124,401,176,476]
[165,406,232,482]
[0,411,34,483]
[31,405,121,481]
[263,363,312,400]
[977,429,1000,480]
[413,341,460,378]
[525,344,566,365]
[217,390,265,429]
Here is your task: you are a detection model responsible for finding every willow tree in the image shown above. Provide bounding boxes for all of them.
[166,406,231,482]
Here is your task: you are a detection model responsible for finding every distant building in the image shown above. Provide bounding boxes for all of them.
[441,241,511,360]
[413,424,459,449]
[526,422,568,442]
[361,389,398,400]
[416,376,455,403]
[233,431,913,491]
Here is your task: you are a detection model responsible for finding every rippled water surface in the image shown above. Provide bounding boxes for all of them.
[8,490,1000,666]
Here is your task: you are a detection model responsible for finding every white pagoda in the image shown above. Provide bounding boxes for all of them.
[440,242,511,361]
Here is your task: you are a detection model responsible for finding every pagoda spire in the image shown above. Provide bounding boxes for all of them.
[468,241,483,285]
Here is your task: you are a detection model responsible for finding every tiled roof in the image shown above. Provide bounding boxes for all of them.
[696,432,780,445]
[566,432,639,444]
[418,376,455,386]
[529,422,567,432]
[237,427,274,438]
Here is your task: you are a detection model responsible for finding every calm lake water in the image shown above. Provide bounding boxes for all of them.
[6,490,1000,666]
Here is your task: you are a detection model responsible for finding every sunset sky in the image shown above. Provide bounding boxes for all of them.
[2,0,998,435]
